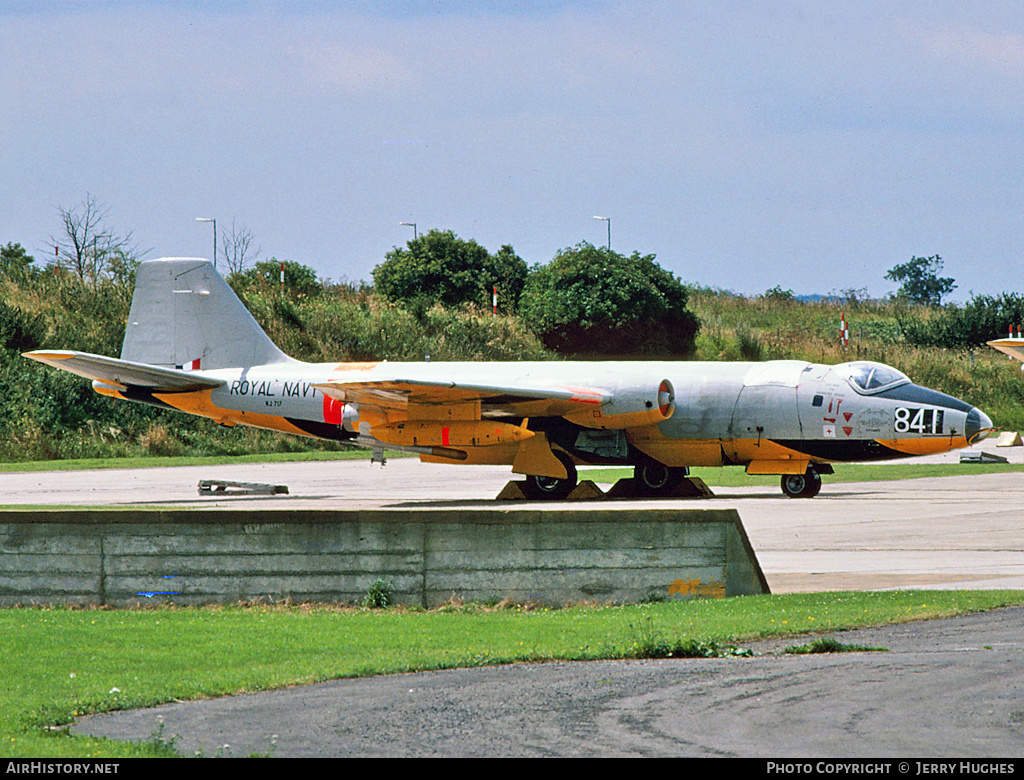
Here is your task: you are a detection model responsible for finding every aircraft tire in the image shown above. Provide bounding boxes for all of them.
[522,452,578,500]
[780,468,822,498]
[635,463,689,495]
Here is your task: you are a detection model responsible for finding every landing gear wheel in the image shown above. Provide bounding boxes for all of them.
[634,463,689,495]
[522,452,578,500]
[780,467,822,498]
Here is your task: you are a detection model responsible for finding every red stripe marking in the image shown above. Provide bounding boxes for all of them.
[323,396,342,425]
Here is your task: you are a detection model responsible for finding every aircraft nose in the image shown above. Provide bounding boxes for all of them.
[965,407,994,445]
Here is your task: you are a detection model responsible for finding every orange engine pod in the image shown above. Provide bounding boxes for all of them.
[373,420,535,448]
[563,379,675,430]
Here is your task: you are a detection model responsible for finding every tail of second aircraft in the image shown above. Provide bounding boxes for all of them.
[120,258,293,370]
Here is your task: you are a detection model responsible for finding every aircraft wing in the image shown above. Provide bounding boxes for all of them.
[987,338,1024,364]
[24,350,225,392]
[313,376,604,416]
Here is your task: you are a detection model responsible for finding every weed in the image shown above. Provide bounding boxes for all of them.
[362,578,395,609]
[141,718,180,757]
[783,637,888,654]
[627,615,752,658]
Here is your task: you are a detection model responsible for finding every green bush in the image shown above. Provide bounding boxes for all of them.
[898,293,1024,349]
[373,230,527,314]
[519,243,700,358]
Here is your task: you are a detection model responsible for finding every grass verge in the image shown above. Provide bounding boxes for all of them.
[0,449,384,474]
[3,590,1023,758]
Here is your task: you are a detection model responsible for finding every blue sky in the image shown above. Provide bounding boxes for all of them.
[3,1,1022,300]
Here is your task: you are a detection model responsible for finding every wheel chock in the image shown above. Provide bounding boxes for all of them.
[567,480,606,500]
[495,481,531,500]
[495,478,712,501]
[603,477,714,499]
[198,480,289,496]
[495,480,605,501]
[958,451,1009,464]
[996,431,1023,447]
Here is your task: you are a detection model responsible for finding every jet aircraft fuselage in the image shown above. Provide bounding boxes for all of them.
[25,258,993,499]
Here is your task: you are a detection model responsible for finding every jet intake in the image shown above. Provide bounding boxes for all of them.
[564,379,675,430]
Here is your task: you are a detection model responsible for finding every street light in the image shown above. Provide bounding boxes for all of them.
[400,222,417,240]
[593,216,610,250]
[195,217,216,268]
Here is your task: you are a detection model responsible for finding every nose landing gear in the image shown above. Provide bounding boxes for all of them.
[780,466,823,498]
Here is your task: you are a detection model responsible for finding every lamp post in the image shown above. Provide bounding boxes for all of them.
[195,217,216,269]
[593,215,610,250]
[400,222,418,240]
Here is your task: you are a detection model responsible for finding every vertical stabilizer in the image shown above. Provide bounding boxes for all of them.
[120,258,293,370]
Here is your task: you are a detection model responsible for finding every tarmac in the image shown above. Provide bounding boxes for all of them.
[4,441,1021,756]
[2,441,1021,594]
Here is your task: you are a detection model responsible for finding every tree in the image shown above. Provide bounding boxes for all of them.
[885,255,956,306]
[231,258,322,300]
[372,229,528,314]
[897,292,1024,348]
[220,219,261,275]
[761,285,795,303]
[0,242,36,280]
[51,194,145,284]
[518,242,700,358]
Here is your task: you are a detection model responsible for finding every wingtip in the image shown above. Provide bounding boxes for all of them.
[23,349,75,362]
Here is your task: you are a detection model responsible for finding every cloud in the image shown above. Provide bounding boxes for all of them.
[920,22,1024,78]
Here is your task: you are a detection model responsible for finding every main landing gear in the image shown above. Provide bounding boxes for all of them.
[780,466,823,498]
[520,454,830,500]
[633,462,690,496]
[521,451,578,500]
[521,458,695,501]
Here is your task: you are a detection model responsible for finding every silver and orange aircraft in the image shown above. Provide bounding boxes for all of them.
[25,258,994,498]
[988,335,1024,366]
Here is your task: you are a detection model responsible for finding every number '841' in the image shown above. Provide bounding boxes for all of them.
[894,407,944,434]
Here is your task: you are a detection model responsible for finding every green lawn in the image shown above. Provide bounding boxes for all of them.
[4,591,1024,757]
[0,449,377,473]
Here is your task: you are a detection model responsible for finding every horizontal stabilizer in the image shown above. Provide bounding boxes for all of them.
[988,338,1024,364]
[23,350,224,393]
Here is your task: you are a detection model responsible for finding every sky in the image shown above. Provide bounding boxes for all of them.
[3,0,1023,301]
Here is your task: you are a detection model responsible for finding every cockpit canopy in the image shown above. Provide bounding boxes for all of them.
[833,361,910,395]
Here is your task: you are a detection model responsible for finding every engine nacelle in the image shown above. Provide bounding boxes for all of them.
[563,378,675,430]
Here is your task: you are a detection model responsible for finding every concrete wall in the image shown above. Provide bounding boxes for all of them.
[0,507,769,607]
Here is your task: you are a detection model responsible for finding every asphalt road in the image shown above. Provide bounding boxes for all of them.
[73,606,1024,757]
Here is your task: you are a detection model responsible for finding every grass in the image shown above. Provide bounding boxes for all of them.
[0,448,399,474]
[3,590,1024,758]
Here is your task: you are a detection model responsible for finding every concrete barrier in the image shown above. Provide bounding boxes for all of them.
[0,507,769,607]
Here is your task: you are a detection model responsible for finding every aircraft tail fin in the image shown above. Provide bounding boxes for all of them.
[120,258,293,370]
